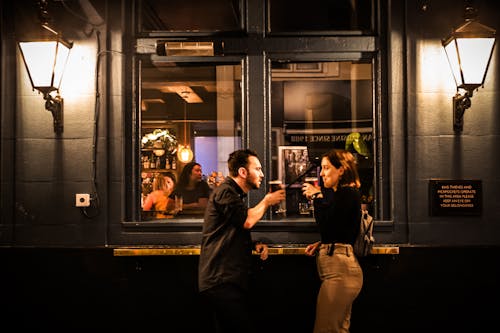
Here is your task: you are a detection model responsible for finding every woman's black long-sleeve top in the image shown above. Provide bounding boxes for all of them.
[313,185,361,245]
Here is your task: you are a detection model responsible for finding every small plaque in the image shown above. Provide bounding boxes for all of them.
[429,179,482,216]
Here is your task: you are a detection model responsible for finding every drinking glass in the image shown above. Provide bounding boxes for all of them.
[268,180,286,217]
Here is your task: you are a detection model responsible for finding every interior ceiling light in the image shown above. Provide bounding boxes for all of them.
[170,86,203,103]
[177,100,194,164]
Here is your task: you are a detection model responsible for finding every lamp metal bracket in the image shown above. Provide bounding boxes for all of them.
[453,89,473,132]
[44,92,64,134]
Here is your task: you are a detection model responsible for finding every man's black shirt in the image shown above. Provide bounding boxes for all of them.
[198,177,253,292]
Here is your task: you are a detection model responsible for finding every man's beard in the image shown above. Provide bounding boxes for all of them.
[246,176,259,190]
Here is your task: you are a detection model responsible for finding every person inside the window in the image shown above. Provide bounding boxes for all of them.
[142,172,177,218]
[173,161,211,214]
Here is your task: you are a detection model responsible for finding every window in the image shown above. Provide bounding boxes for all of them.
[131,0,387,232]
[139,0,244,33]
[268,0,373,34]
[270,61,374,219]
[140,57,242,220]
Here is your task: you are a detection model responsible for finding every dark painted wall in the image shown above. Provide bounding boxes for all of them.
[2,0,500,249]
[1,4,500,332]
[404,0,500,246]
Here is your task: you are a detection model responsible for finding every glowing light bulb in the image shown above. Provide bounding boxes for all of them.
[177,145,193,163]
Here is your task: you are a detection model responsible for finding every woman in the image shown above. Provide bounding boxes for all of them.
[142,172,176,218]
[301,149,363,333]
[172,161,210,213]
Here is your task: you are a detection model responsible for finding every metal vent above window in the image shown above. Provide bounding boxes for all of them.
[165,42,214,57]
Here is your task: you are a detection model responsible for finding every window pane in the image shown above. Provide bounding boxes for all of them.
[268,0,373,33]
[140,0,244,33]
[140,59,242,220]
[271,61,374,219]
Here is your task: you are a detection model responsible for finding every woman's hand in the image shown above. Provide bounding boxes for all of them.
[304,241,321,256]
[302,183,321,200]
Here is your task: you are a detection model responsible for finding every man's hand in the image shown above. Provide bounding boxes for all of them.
[255,243,269,260]
[265,189,286,206]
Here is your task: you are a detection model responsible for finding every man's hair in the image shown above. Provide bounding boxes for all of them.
[227,149,258,177]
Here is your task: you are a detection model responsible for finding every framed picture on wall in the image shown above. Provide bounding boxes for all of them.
[278,146,309,188]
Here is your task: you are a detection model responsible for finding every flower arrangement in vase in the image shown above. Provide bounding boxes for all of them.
[141,129,178,156]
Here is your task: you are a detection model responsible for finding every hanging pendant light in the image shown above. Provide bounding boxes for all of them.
[178,145,194,163]
[177,100,194,163]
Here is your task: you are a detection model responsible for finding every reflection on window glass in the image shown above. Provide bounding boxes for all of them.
[271,61,374,219]
[140,60,242,220]
[140,0,244,32]
[268,0,373,33]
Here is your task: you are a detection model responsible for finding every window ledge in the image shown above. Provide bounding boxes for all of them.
[113,244,399,256]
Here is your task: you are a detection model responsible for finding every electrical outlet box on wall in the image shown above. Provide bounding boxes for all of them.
[75,193,91,207]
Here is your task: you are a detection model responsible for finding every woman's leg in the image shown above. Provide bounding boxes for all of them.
[313,246,363,333]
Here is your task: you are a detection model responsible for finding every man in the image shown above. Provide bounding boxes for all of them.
[198,149,285,333]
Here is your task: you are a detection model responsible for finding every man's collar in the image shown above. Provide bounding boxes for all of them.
[226,177,247,199]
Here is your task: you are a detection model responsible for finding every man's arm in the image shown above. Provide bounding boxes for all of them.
[243,190,285,229]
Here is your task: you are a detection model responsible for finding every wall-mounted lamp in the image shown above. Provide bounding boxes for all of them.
[17,1,73,134]
[442,2,496,132]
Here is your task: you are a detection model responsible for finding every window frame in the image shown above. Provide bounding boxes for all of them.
[123,0,397,244]
[267,58,377,220]
[130,53,246,223]
[265,0,376,36]
[136,0,247,36]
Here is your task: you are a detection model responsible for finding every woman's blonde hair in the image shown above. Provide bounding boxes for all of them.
[152,173,176,192]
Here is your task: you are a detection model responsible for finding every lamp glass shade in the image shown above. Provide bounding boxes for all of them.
[444,41,463,87]
[444,37,495,88]
[443,18,496,90]
[457,37,495,85]
[177,145,194,163]
[18,40,71,93]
